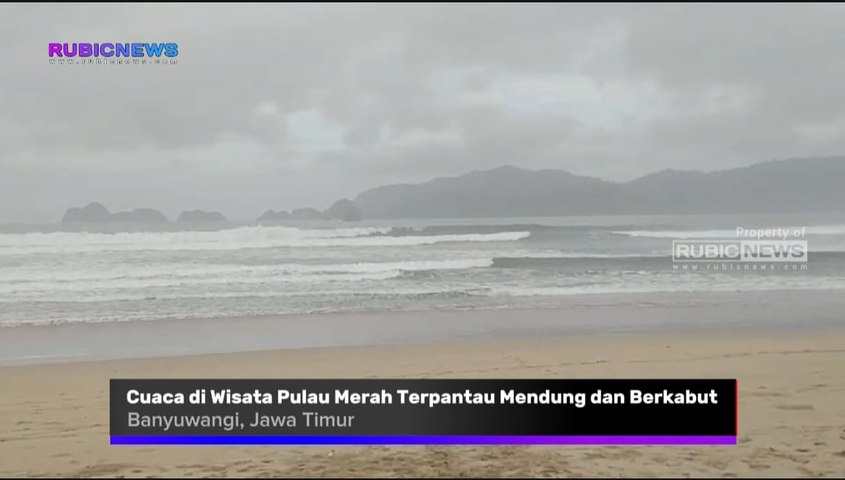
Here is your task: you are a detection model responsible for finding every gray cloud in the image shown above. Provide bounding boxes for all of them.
[1,3,844,222]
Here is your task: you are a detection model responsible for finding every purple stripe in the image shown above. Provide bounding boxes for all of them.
[111,435,736,445]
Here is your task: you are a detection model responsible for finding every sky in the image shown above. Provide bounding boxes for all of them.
[2,3,845,222]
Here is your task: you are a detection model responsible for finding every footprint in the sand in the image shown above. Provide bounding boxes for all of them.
[73,463,134,477]
[748,391,784,398]
[775,404,815,411]
[744,461,771,470]
[796,383,830,393]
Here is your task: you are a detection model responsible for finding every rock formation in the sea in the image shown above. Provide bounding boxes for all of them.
[61,202,111,223]
[258,202,362,223]
[256,209,290,223]
[289,207,324,220]
[110,208,168,223]
[61,203,168,223]
[177,210,227,223]
[324,198,363,222]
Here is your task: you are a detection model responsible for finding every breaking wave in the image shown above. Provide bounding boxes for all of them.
[0,227,530,254]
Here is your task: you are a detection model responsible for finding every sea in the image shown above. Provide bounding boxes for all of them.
[2,212,845,327]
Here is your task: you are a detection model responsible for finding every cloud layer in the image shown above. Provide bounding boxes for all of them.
[2,4,845,222]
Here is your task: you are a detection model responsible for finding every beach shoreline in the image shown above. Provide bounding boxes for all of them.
[1,323,844,477]
[2,288,845,367]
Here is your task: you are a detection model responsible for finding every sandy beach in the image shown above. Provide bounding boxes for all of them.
[1,328,844,478]
[6,1,845,477]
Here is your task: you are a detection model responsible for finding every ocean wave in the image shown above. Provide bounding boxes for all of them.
[9,279,845,309]
[488,284,601,296]
[375,224,551,237]
[491,254,668,268]
[0,271,405,299]
[613,224,845,239]
[0,225,389,249]
[6,277,845,327]
[485,279,845,296]
[0,228,530,254]
[0,257,496,294]
[0,285,494,307]
[808,225,845,235]
[492,250,845,269]
[611,229,739,239]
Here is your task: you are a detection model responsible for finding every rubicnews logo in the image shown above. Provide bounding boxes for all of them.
[47,42,179,66]
[671,227,809,272]
[672,239,808,263]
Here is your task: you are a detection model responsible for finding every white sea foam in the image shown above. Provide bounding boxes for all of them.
[489,278,845,297]
[0,227,529,254]
[0,257,493,281]
[807,225,845,235]
[612,229,740,239]
[613,224,845,239]
[0,257,496,299]
[497,252,665,259]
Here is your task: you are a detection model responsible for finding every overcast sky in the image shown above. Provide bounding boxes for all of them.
[2,3,845,222]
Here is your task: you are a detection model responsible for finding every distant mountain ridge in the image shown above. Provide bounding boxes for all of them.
[59,157,845,224]
[349,157,845,218]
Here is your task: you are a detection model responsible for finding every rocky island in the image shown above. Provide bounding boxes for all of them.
[177,210,227,223]
[61,203,168,223]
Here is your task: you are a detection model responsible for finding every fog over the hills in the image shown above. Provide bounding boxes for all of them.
[2,4,845,222]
